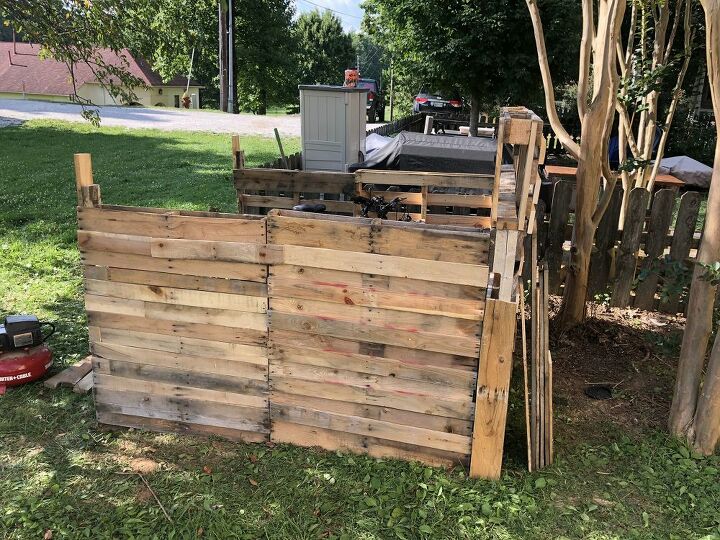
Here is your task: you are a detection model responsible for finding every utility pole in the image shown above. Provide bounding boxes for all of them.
[389,57,394,121]
[218,1,228,112]
[227,0,235,113]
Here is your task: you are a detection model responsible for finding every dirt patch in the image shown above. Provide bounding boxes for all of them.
[549,298,684,442]
[128,457,160,474]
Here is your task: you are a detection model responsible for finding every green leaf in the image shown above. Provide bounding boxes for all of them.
[418,524,433,534]
[535,477,547,489]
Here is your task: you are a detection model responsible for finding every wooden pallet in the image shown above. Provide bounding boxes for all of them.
[44,356,93,394]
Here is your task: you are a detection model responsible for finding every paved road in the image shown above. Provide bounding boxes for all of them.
[0,99,385,136]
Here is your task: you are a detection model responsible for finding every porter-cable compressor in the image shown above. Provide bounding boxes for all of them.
[0,315,55,394]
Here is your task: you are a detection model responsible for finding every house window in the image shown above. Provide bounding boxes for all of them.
[174,95,180,108]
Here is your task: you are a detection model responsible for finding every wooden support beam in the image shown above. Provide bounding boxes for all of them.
[490,119,507,224]
[232,134,245,170]
[74,153,101,208]
[469,298,517,479]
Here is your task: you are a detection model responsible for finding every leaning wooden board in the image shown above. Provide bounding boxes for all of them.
[267,210,491,467]
[79,206,270,443]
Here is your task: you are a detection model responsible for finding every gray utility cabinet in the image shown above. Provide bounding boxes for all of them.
[300,85,367,172]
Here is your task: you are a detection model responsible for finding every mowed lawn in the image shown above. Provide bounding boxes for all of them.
[1,120,719,540]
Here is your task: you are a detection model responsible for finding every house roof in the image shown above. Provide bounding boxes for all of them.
[0,42,201,97]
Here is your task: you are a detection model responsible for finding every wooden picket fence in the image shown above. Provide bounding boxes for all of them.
[539,181,705,313]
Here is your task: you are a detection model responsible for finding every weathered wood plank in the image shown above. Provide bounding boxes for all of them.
[92,341,267,380]
[83,266,268,297]
[79,207,266,243]
[270,403,471,454]
[661,191,702,313]
[611,188,651,307]
[634,189,676,310]
[93,357,267,396]
[546,180,572,294]
[271,420,466,467]
[96,411,268,443]
[269,312,480,357]
[44,357,92,389]
[588,186,623,296]
[85,279,267,313]
[269,328,477,372]
[88,311,266,345]
[269,266,484,319]
[469,299,516,480]
[90,327,267,363]
[242,195,354,213]
[82,251,267,282]
[271,391,471,436]
[235,168,355,192]
[356,169,494,188]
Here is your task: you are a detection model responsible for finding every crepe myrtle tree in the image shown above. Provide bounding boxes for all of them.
[526,0,626,329]
[669,0,720,455]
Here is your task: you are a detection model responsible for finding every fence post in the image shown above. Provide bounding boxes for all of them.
[610,188,651,307]
[546,181,572,294]
[634,189,676,310]
[74,153,101,208]
[588,186,623,296]
[661,191,702,313]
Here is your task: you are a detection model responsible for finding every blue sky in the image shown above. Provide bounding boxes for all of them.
[295,0,365,31]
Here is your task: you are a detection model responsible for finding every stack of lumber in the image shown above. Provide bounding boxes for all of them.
[266,210,490,467]
[44,356,93,394]
[525,260,553,470]
[78,206,270,442]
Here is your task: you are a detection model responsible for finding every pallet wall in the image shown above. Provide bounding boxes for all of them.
[78,205,271,442]
[266,211,491,466]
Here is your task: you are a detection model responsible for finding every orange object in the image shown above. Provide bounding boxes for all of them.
[344,68,359,87]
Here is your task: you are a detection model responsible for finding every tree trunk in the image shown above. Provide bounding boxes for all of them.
[669,0,720,443]
[469,96,479,137]
[693,324,720,453]
[258,87,267,115]
[556,116,603,328]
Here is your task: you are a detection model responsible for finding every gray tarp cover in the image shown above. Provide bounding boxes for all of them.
[350,131,507,174]
[659,155,713,189]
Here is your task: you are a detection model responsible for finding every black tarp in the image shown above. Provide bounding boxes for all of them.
[349,131,511,173]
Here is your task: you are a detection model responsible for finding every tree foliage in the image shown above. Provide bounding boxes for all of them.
[296,10,355,86]
[362,0,581,116]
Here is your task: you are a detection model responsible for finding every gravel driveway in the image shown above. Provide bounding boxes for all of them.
[0,99,384,137]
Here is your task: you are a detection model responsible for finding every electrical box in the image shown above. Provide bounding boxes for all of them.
[300,85,367,172]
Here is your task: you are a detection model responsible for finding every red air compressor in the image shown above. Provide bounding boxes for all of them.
[0,315,55,394]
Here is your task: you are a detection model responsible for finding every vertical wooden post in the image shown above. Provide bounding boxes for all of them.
[423,115,434,135]
[420,185,428,221]
[469,298,517,479]
[232,134,245,169]
[490,118,507,224]
[74,153,100,208]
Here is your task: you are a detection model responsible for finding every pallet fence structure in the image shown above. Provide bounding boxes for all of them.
[544,181,705,312]
[76,106,551,479]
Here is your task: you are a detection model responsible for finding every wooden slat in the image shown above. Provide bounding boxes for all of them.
[79,207,266,243]
[44,357,92,389]
[611,188,651,307]
[73,372,94,394]
[271,420,465,467]
[271,297,480,338]
[270,343,474,389]
[84,266,267,297]
[356,169,494,188]
[85,279,267,313]
[92,341,267,380]
[661,191,702,313]
[269,312,480,357]
[271,391,471,435]
[242,195,354,213]
[278,245,489,286]
[469,298,517,480]
[270,403,470,454]
[269,265,484,319]
[93,357,267,396]
[97,410,267,443]
[269,329,477,372]
[268,212,490,264]
[149,237,272,264]
[588,186,623,296]
[90,327,266,363]
[634,189,676,310]
[546,181,573,294]
[88,311,266,345]
[235,168,355,192]
[82,251,266,282]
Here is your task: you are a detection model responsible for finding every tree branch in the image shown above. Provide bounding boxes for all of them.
[577,0,594,120]
[525,0,581,159]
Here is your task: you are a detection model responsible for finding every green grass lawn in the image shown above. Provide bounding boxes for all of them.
[1,120,719,540]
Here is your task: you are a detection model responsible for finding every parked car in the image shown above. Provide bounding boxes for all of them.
[357,78,385,123]
[412,88,463,114]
